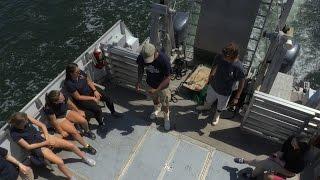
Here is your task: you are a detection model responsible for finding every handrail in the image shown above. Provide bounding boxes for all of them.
[0,20,123,135]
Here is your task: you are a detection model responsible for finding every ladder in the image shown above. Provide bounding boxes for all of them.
[243,0,275,75]
[184,0,202,62]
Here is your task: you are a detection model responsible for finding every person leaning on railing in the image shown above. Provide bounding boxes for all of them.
[0,146,34,180]
[234,135,311,180]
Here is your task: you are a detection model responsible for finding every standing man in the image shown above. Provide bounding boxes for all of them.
[196,42,245,125]
[136,43,172,131]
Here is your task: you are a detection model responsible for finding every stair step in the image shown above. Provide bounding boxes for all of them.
[253,26,264,30]
[249,38,259,42]
[261,1,272,5]
[257,13,267,18]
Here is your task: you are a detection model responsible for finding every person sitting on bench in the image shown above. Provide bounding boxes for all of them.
[45,90,97,155]
[0,146,34,180]
[8,112,96,180]
[64,63,121,129]
[234,135,310,179]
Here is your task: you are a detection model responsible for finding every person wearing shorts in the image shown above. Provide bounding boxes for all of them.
[196,42,245,125]
[45,90,97,155]
[8,112,96,180]
[136,42,172,131]
[234,135,310,179]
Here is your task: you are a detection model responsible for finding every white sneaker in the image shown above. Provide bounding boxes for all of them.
[164,112,170,131]
[196,103,211,111]
[150,104,162,120]
[70,176,78,180]
[83,157,96,166]
[212,112,221,126]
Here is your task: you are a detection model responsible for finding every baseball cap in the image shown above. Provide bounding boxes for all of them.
[141,43,156,63]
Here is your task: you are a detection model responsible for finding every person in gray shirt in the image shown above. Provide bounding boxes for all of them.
[197,42,245,125]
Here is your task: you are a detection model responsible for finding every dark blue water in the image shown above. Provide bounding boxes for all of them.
[0,0,151,126]
[0,0,319,127]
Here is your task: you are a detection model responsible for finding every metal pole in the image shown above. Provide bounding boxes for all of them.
[253,0,294,91]
[260,32,288,93]
[276,0,295,31]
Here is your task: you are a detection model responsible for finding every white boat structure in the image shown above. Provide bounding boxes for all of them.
[0,0,318,179]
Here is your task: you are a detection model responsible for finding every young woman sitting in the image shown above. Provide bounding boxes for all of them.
[45,90,97,154]
[64,63,121,128]
[8,112,96,180]
[234,135,310,180]
[0,146,34,180]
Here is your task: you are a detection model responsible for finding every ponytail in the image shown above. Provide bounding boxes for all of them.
[65,63,78,80]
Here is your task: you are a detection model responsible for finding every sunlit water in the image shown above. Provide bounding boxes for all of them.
[0,0,319,126]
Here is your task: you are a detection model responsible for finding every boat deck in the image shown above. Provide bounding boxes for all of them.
[33,78,312,180]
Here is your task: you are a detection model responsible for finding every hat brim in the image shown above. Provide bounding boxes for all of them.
[144,55,154,64]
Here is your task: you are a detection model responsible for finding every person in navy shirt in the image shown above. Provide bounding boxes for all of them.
[8,112,96,179]
[234,135,310,179]
[45,90,97,154]
[136,43,172,130]
[0,147,33,180]
[197,42,245,125]
[64,63,121,129]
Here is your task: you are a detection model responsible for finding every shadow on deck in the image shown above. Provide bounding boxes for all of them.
[36,85,293,180]
[110,85,281,159]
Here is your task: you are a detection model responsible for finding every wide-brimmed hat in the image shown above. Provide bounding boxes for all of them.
[141,43,156,63]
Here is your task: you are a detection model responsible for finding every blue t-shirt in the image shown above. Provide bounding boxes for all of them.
[136,52,172,89]
[65,70,91,96]
[44,94,69,118]
[10,123,45,144]
[0,147,19,180]
[209,55,245,96]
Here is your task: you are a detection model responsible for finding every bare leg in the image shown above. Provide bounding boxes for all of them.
[59,120,87,147]
[66,110,89,132]
[50,135,85,159]
[41,147,73,179]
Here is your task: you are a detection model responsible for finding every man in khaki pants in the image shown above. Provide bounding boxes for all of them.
[136,43,172,131]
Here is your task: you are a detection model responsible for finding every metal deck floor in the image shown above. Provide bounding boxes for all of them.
[35,86,263,180]
[52,124,251,180]
[35,84,309,180]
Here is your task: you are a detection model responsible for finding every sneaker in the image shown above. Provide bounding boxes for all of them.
[241,172,256,180]
[211,112,221,126]
[150,111,160,120]
[85,144,97,155]
[196,104,211,111]
[234,157,245,164]
[70,176,78,180]
[111,112,123,118]
[150,105,161,120]
[82,157,96,166]
[164,113,170,131]
[84,131,96,140]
